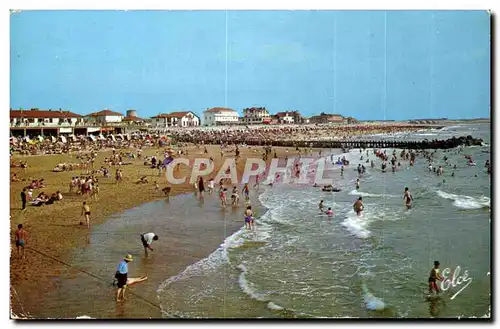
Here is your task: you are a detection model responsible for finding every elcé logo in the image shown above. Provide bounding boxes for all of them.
[440,266,472,300]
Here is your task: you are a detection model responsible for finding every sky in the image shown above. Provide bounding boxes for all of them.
[10,10,490,121]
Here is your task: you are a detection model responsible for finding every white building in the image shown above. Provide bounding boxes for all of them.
[85,109,124,124]
[151,111,200,128]
[203,107,239,126]
[274,111,295,124]
[241,107,271,124]
[10,109,82,127]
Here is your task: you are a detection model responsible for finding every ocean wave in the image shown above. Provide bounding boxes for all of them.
[436,190,490,209]
[237,264,268,302]
[362,283,386,311]
[156,227,245,294]
[341,211,371,239]
[348,189,398,198]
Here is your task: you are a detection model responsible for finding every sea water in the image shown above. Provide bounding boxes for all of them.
[157,123,491,318]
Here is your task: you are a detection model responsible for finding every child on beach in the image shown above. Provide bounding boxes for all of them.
[219,188,227,207]
[242,183,250,201]
[207,178,215,195]
[244,206,255,230]
[15,224,28,259]
[231,186,240,206]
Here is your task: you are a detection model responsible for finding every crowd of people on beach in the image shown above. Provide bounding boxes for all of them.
[11,122,489,308]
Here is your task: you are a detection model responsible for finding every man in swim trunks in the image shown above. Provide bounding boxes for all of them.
[353,197,364,216]
[403,187,413,209]
[15,224,28,259]
[244,205,254,230]
[141,232,158,257]
[115,254,133,302]
[81,202,91,228]
[355,179,360,190]
[428,260,443,294]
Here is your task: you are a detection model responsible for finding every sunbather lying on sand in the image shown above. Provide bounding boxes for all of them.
[113,276,148,287]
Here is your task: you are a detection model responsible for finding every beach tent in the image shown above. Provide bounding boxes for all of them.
[37,135,44,142]
[109,135,116,141]
[125,134,131,141]
[51,136,57,142]
[98,134,106,140]
[116,134,124,140]
[59,136,67,143]
[24,136,31,142]
[89,135,96,142]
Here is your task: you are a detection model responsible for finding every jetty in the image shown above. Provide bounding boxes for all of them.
[178,135,484,150]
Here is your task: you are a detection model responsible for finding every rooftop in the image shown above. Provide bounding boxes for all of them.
[10,109,82,118]
[204,107,237,113]
[87,109,124,117]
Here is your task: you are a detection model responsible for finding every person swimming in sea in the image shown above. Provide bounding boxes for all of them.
[403,187,413,209]
[326,207,333,216]
[428,261,443,294]
[355,178,360,190]
[353,197,364,216]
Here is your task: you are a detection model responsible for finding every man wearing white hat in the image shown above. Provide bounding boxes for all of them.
[115,254,133,302]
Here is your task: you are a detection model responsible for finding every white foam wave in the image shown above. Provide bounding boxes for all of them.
[156,227,245,294]
[267,302,284,311]
[348,189,398,198]
[237,264,268,302]
[341,211,371,239]
[362,283,386,311]
[76,315,93,319]
[436,190,490,210]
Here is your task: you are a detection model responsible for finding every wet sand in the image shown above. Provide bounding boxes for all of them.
[9,144,292,318]
[34,191,266,319]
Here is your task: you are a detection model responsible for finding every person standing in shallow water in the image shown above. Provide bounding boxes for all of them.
[244,205,254,230]
[141,232,158,257]
[353,197,364,216]
[403,187,413,209]
[115,254,133,302]
[428,261,443,294]
[198,176,205,198]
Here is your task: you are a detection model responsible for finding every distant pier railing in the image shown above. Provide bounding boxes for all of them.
[176,135,483,150]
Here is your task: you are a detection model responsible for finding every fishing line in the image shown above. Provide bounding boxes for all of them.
[24,246,165,313]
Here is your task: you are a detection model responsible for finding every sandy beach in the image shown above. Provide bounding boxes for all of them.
[9,143,300,318]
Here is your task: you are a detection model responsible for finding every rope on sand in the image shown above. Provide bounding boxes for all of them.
[25,246,164,313]
[10,286,28,318]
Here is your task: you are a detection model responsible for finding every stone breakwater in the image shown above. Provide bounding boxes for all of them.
[178,135,484,150]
